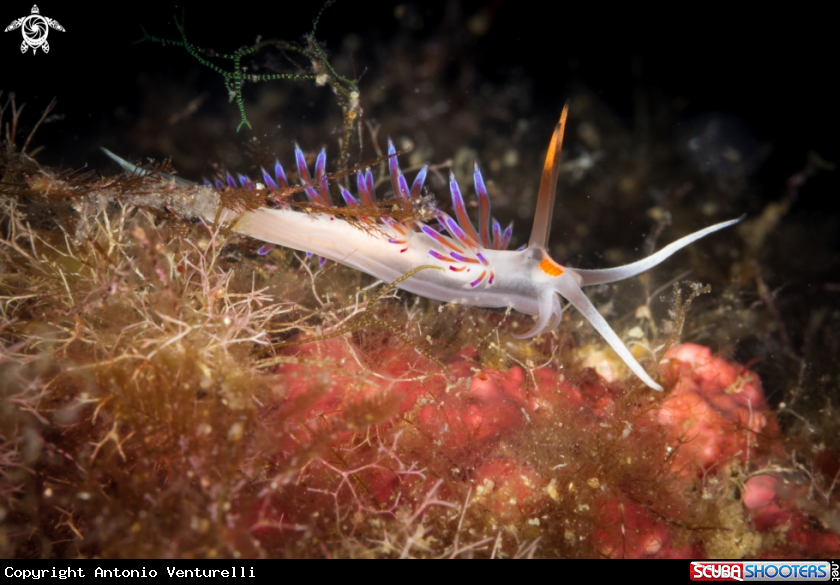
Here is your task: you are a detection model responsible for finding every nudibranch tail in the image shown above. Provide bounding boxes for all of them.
[101,147,194,187]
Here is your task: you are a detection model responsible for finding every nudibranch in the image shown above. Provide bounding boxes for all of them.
[103,104,742,391]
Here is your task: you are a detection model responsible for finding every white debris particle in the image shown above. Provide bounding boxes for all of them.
[627,326,645,339]
[475,478,494,497]
[227,421,244,442]
[546,478,559,502]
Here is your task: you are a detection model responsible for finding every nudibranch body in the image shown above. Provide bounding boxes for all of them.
[103,104,742,391]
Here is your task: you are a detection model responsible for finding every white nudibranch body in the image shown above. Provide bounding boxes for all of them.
[102,104,742,391]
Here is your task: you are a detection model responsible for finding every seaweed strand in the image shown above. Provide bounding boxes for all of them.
[134,5,361,169]
[262,265,446,369]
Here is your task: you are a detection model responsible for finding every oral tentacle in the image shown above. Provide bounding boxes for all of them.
[575,216,745,287]
[555,273,664,391]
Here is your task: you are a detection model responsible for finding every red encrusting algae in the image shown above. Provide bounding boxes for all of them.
[251,336,839,558]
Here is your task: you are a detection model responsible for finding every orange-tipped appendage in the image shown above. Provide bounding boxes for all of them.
[528,102,569,250]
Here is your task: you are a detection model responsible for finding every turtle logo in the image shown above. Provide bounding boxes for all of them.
[5,5,65,54]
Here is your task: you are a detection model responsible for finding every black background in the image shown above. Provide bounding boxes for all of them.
[2,1,836,216]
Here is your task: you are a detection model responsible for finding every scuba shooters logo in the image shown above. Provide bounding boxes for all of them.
[691,561,835,581]
[4,5,65,54]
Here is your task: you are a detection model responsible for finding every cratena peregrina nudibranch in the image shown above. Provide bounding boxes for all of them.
[103,103,742,391]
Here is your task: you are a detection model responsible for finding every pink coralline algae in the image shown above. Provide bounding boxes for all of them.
[258,338,839,558]
[657,343,780,473]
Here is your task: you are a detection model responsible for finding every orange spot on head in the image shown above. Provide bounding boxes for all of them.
[540,257,565,277]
